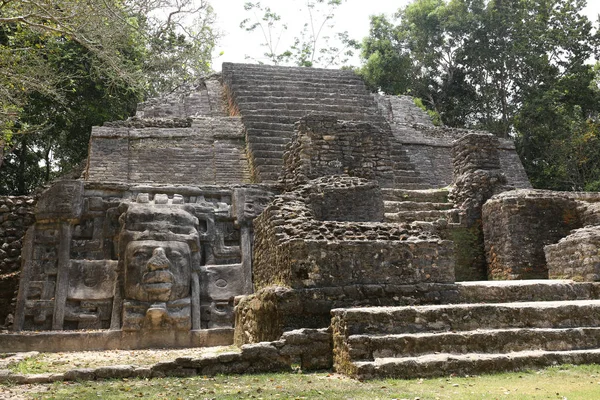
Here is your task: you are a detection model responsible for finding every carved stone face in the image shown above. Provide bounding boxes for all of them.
[124,240,191,302]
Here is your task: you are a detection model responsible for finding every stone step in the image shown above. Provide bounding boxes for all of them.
[223,64,362,78]
[242,115,297,124]
[394,183,436,190]
[228,83,370,95]
[242,122,295,132]
[245,128,295,139]
[245,133,292,144]
[384,201,455,213]
[331,300,600,336]
[233,95,375,106]
[384,209,459,223]
[223,62,358,77]
[456,280,600,303]
[248,149,286,159]
[229,79,369,93]
[246,142,288,152]
[346,327,600,360]
[393,171,421,180]
[239,103,380,115]
[228,75,365,87]
[351,349,600,379]
[393,162,418,171]
[232,90,376,101]
[240,109,380,121]
[381,188,450,203]
[251,157,284,166]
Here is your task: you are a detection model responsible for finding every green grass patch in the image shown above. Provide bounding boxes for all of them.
[20,364,600,399]
[8,354,53,374]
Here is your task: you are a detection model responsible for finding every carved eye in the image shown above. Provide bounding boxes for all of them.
[133,250,148,263]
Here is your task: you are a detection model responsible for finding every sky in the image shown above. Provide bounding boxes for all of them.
[210,0,600,71]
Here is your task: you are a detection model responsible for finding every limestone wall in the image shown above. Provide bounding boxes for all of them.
[281,115,395,188]
[379,95,531,189]
[13,180,275,332]
[252,177,454,291]
[483,190,582,279]
[0,196,35,326]
[87,118,250,185]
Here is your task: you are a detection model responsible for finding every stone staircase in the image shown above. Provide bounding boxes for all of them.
[382,188,459,224]
[332,280,600,379]
[222,63,400,183]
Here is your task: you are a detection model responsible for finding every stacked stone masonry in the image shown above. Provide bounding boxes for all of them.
[0,196,35,327]
[10,62,600,381]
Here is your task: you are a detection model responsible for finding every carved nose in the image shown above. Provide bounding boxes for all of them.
[147,247,171,271]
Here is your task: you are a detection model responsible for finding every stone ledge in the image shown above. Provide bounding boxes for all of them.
[0,328,332,385]
[0,329,234,353]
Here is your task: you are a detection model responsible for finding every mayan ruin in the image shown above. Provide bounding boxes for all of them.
[3,62,600,385]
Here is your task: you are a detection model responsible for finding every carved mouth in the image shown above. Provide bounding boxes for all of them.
[142,270,174,294]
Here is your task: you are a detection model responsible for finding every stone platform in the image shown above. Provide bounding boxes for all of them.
[0,328,233,353]
[332,280,600,379]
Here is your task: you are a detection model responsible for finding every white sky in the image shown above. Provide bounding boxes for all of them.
[210,0,600,70]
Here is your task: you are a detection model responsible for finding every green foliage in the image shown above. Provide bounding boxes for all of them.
[414,98,442,126]
[240,0,359,67]
[8,354,51,374]
[0,0,218,194]
[360,0,600,190]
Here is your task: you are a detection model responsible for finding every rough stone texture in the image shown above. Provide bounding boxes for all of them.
[252,177,454,290]
[483,190,582,280]
[12,181,274,336]
[234,283,460,345]
[450,133,510,224]
[281,115,395,188]
[545,226,600,281]
[0,196,35,327]
[378,101,531,190]
[7,62,536,359]
[0,328,233,352]
[457,280,600,303]
[86,118,250,185]
[278,328,332,370]
[0,329,332,384]
[222,63,386,183]
[375,95,435,127]
[353,350,600,380]
[331,299,600,379]
[135,75,227,119]
[447,133,512,281]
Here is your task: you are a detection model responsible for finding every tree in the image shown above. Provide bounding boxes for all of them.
[360,0,596,137]
[360,0,600,190]
[240,0,359,67]
[0,0,218,194]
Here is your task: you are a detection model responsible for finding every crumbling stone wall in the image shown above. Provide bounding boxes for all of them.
[234,283,459,345]
[0,196,35,326]
[483,190,581,279]
[449,133,511,280]
[544,197,600,281]
[281,115,395,188]
[378,96,532,190]
[545,226,600,281]
[253,176,453,290]
[238,175,456,343]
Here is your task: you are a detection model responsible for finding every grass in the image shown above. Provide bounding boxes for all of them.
[17,364,600,399]
[8,354,53,375]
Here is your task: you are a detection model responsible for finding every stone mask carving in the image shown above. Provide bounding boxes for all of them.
[118,202,202,331]
[124,240,191,303]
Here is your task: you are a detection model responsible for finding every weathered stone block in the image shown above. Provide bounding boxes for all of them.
[483,190,581,279]
[546,226,600,281]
